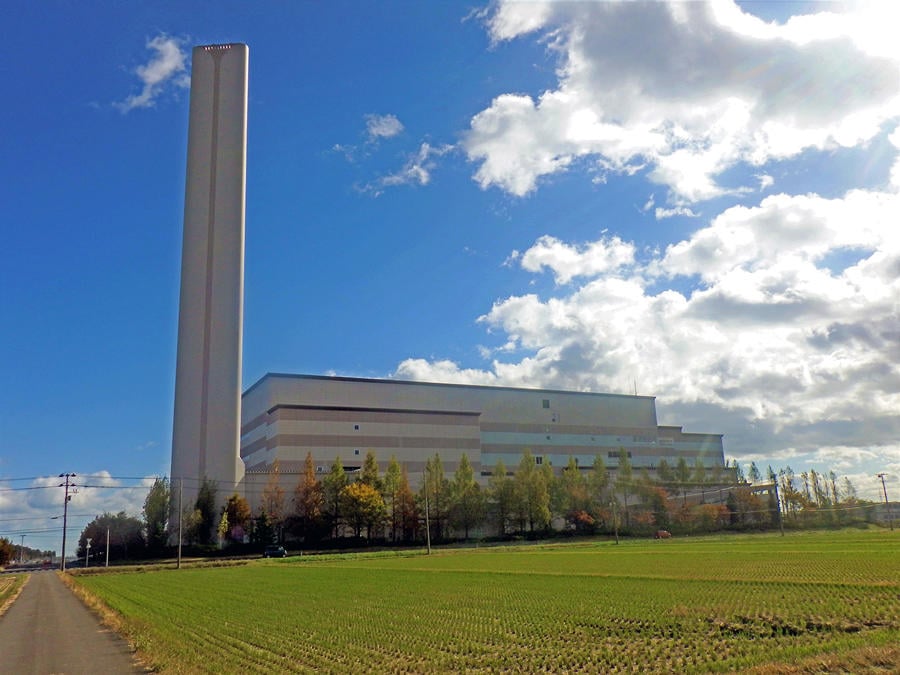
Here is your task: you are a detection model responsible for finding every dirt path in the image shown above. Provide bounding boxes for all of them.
[0,571,142,674]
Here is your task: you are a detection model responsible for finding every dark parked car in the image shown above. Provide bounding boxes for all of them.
[263,545,287,558]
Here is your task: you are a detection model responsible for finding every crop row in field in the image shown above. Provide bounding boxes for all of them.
[74,530,899,673]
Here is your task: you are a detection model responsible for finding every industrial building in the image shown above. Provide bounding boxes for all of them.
[240,373,725,498]
[169,45,727,512]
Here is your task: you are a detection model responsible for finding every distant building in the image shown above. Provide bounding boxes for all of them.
[240,373,725,504]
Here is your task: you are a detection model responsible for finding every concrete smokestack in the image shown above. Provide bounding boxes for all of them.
[171,44,248,508]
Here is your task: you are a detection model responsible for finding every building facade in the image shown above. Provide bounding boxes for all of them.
[240,373,725,502]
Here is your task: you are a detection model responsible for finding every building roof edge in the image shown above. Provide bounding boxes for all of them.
[243,371,657,401]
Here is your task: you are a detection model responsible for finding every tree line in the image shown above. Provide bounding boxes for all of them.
[68,451,881,563]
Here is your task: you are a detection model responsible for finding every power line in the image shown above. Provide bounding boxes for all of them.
[0,513,95,524]
[0,486,49,494]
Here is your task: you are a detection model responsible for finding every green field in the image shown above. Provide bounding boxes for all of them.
[73,530,899,673]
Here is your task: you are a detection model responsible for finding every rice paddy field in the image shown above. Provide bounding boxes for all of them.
[73,530,899,673]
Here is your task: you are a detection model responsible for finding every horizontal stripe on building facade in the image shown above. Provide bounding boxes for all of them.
[269,420,482,440]
[268,433,482,451]
[479,422,659,436]
[243,458,465,477]
[240,436,268,458]
[242,406,481,437]
[481,431,674,448]
[269,405,481,425]
[481,444,673,457]
[240,412,270,437]
[239,424,267,448]
[242,446,480,469]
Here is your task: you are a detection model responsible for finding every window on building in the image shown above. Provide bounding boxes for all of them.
[354,424,360,430]
[542,399,550,409]
[354,449,360,455]
[535,456,543,465]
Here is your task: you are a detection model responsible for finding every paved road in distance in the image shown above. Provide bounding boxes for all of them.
[0,571,142,674]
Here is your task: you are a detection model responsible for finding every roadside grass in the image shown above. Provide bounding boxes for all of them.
[72,529,899,673]
[0,574,28,617]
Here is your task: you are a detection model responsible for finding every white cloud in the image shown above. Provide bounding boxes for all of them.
[655,206,698,220]
[889,126,900,190]
[366,113,404,141]
[1,472,158,554]
[116,35,189,113]
[393,185,900,492]
[395,358,499,386]
[518,234,635,284]
[464,1,900,202]
[361,142,454,196]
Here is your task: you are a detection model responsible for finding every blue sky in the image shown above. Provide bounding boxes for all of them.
[2,1,899,553]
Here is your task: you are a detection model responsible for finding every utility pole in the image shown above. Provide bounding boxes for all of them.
[58,473,76,572]
[177,478,183,569]
[877,473,893,531]
[105,528,110,568]
[611,499,619,545]
[19,535,25,564]
[85,538,92,568]
[424,485,432,555]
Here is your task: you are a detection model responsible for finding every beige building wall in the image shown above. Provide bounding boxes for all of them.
[239,374,724,509]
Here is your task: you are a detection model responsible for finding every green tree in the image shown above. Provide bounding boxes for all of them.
[560,456,593,532]
[339,482,386,539]
[675,456,691,506]
[693,457,708,484]
[842,476,857,501]
[748,461,762,483]
[261,460,286,529]
[78,512,145,562]
[488,459,515,536]
[142,476,170,556]
[359,450,382,492]
[780,466,803,521]
[251,510,276,545]
[657,458,674,483]
[726,487,765,528]
[449,454,485,539]
[323,457,348,538]
[421,454,450,541]
[615,448,633,528]
[382,456,402,541]
[733,460,747,484]
[217,509,229,546]
[224,493,251,543]
[0,538,14,566]
[292,453,325,542]
[191,478,218,545]
[645,486,671,530]
[514,451,551,533]
[588,455,609,524]
[396,464,419,542]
